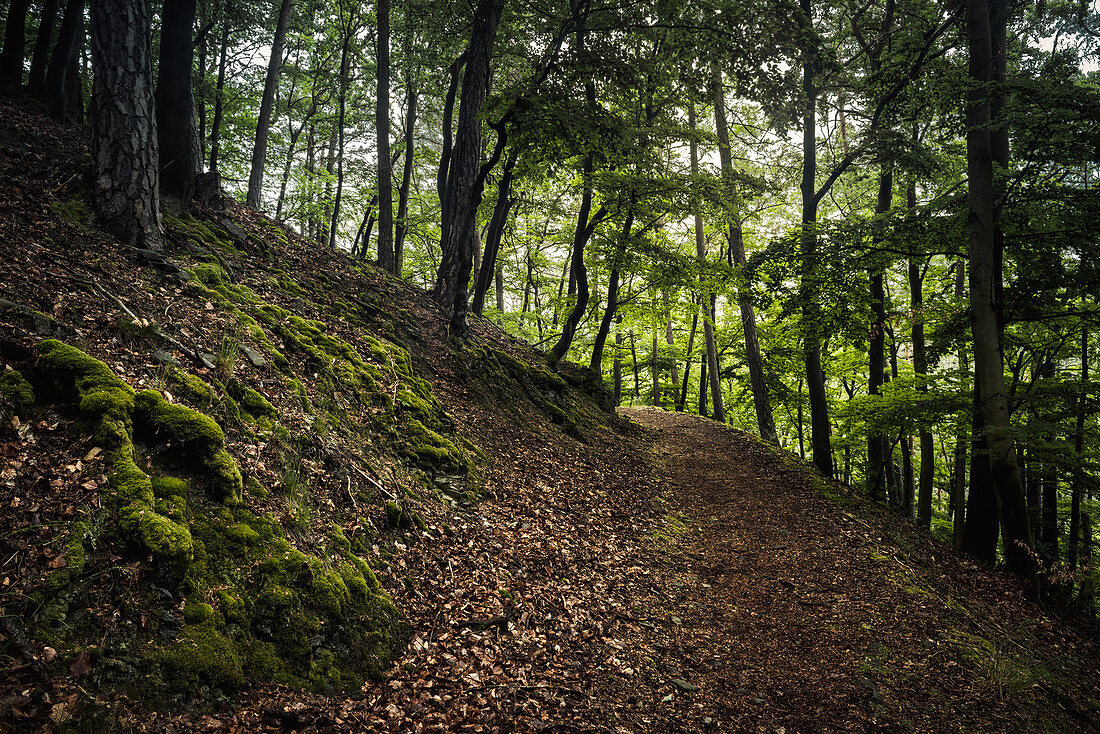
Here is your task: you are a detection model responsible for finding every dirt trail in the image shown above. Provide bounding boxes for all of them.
[624,407,1100,733]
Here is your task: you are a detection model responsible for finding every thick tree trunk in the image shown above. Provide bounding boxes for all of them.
[0,0,32,90]
[713,69,776,443]
[630,330,640,401]
[435,0,503,335]
[965,0,1035,581]
[245,0,293,210]
[435,51,465,264]
[375,0,395,270]
[155,0,197,215]
[43,0,82,121]
[26,0,57,96]
[394,70,417,274]
[698,354,708,418]
[473,148,518,315]
[800,0,832,475]
[89,0,162,251]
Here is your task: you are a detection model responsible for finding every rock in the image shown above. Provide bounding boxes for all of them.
[752,697,767,705]
[671,678,700,692]
[239,344,266,368]
[671,615,682,625]
[199,353,217,370]
[153,349,182,367]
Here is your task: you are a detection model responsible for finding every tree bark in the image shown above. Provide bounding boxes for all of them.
[0,0,32,90]
[910,181,934,529]
[867,169,892,499]
[435,0,503,336]
[800,0,832,475]
[436,51,465,263]
[42,0,82,120]
[1068,326,1088,571]
[89,0,162,251]
[473,148,518,315]
[678,310,698,412]
[612,330,623,406]
[589,206,632,375]
[375,0,395,270]
[690,102,724,422]
[713,69,776,442]
[245,0,293,210]
[26,0,57,96]
[330,11,355,251]
[208,22,229,173]
[965,0,1035,581]
[394,69,417,274]
[155,0,197,215]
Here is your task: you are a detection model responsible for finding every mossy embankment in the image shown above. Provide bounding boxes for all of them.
[0,173,617,719]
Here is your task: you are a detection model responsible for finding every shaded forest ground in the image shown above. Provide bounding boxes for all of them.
[0,99,1098,733]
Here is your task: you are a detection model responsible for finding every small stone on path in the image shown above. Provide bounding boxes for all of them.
[240,344,266,367]
[671,678,699,692]
[153,349,181,367]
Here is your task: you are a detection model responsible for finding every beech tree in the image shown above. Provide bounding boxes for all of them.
[245,0,293,210]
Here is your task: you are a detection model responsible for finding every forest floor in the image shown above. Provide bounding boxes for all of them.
[107,409,1100,734]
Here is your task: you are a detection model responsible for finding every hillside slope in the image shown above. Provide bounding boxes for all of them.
[1,100,1098,733]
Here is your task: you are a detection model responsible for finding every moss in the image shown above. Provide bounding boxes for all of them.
[184,602,214,624]
[225,522,259,545]
[0,369,35,414]
[166,367,216,407]
[37,339,135,426]
[217,590,248,626]
[119,504,193,581]
[133,389,243,504]
[189,262,226,288]
[155,621,244,690]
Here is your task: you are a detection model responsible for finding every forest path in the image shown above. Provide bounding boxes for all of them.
[623,407,1094,733]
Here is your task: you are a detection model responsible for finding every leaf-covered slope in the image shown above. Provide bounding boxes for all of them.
[0,97,621,725]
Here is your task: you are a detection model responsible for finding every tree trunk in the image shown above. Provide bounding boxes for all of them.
[689,102,724,422]
[435,0,503,335]
[965,0,1035,581]
[613,330,623,406]
[867,169,892,499]
[590,207,632,374]
[63,13,84,123]
[436,51,465,254]
[394,69,417,274]
[952,261,969,549]
[375,0,395,270]
[26,0,57,97]
[698,354,708,418]
[208,23,229,173]
[665,289,678,406]
[245,0,293,210]
[0,0,32,90]
[630,330,640,401]
[89,0,162,252]
[910,191,934,529]
[43,0,82,121]
[678,311,698,412]
[1068,326,1088,571]
[713,68,776,442]
[330,17,354,251]
[473,148,518,315]
[651,329,660,405]
[155,0,196,215]
[321,123,337,245]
